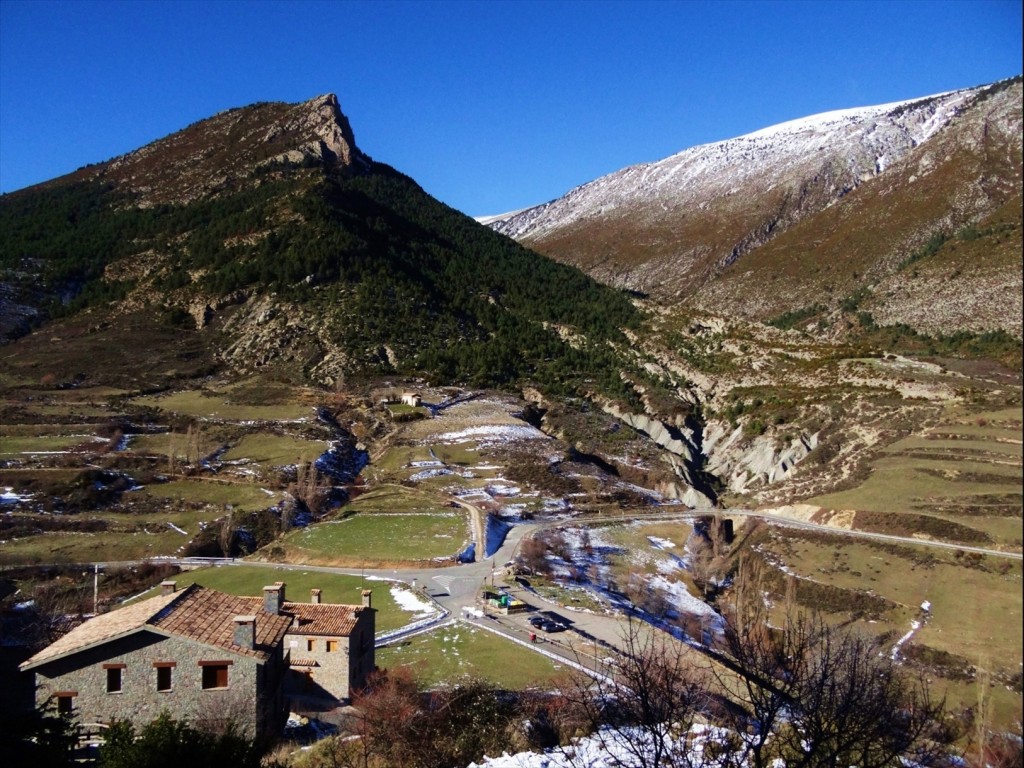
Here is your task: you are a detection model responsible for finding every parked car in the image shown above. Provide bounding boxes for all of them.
[528,615,547,629]
[539,620,565,633]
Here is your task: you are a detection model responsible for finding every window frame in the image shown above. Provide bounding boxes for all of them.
[154,663,175,692]
[103,663,126,694]
[55,691,77,714]
[199,660,232,690]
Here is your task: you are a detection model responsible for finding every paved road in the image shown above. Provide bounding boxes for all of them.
[573,507,1024,561]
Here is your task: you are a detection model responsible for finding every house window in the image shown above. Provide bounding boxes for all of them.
[200,661,231,689]
[306,639,315,652]
[325,640,338,653]
[103,663,126,693]
[156,665,173,691]
[106,667,123,693]
[55,692,76,714]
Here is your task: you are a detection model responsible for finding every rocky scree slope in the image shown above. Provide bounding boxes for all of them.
[488,78,1023,336]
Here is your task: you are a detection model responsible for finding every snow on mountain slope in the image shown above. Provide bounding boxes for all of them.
[486,80,1021,325]
[491,89,971,242]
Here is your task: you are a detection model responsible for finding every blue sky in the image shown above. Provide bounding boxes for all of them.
[1,0,1020,216]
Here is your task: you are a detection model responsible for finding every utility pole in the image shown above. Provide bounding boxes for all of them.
[93,564,100,615]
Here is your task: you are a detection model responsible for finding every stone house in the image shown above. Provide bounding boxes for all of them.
[400,392,422,407]
[19,580,376,741]
[280,587,376,701]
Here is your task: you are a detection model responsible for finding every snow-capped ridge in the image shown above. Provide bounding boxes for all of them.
[487,86,977,241]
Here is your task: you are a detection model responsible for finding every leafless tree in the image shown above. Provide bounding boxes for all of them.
[217,516,236,556]
[712,604,962,768]
[561,618,712,768]
[291,461,331,517]
[185,423,202,466]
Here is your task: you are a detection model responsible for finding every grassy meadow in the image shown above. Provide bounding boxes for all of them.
[809,405,1022,549]
[377,622,570,689]
[272,512,470,566]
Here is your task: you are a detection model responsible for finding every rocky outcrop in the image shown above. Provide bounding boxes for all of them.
[95,93,370,206]
[703,422,818,494]
[0,283,41,343]
[598,400,716,507]
[600,402,699,462]
[260,93,368,171]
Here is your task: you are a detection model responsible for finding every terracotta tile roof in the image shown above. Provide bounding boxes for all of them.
[22,584,293,669]
[289,658,319,667]
[21,589,183,668]
[151,586,292,661]
[282,602,366,637]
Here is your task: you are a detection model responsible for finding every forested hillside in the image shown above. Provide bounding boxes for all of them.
[0,108,641,395]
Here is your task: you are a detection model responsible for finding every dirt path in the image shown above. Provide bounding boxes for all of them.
[451,497,487,562]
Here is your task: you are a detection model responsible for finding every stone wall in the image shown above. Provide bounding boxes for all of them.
[29,630,281,740]
[348,612,375,692]
[284,610,375,701]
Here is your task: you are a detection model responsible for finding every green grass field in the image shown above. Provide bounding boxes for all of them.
[0,434,100,456]
[220,433,327,468]
[141,479,284,510]
[343,485,453,514]
[808,405,1023,548]
[132,390,311,421]
[377,622,569,689]
[1,423,106,437]
[276,512,469,565]
[0,527,193,564]
[756,528,1022,729]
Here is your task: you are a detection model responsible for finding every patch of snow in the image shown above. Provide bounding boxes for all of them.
[484,515,512,558]
[166,522,188,535]
[648,574,719,619]
[647,536,676,550]
[390,585,439,622]
[410,468,454,481]
[434,424,549,445]
[486,483,521,497]
[1,487,32,505]
[468,722,743,767]
[890,620,922,660]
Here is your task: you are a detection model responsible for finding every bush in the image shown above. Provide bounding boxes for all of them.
[101,712,261,768]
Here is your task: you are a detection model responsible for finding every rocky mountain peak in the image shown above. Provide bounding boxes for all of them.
[83,93,369,205]
[265,93,367,170]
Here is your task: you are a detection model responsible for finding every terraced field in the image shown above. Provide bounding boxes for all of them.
[809,405,1023,549]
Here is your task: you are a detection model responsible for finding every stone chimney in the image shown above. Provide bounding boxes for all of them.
[160,581,177,596]
[263,584,284,614]
[233,615,256,649]
[310,589,321,605]
[361,589,372,609]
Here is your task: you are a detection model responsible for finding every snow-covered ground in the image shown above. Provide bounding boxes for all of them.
[468,723,741,768]
[433,424,550,445]
[1,486,32,504]
[388,583,439,622]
